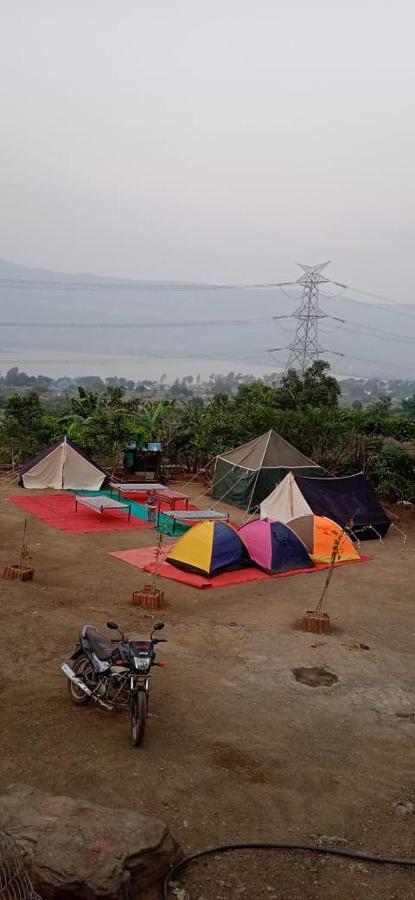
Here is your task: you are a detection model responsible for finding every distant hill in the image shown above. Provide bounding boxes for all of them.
[0,257,208,287]
[0,257,414,381]
[0,257,109,283]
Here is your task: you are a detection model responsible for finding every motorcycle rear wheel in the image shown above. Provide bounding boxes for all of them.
[131,690,146,747]
[67,655,96,705]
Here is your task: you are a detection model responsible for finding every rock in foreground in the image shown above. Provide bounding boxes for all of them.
[0,783,179,899]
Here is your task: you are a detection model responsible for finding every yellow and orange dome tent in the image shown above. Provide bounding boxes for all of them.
[287,514,360,564]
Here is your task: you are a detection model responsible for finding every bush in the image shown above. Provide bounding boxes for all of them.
[369,446,415,502]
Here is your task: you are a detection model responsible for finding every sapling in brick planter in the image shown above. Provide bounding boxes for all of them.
[302,513,357,634]
[132,532,165,609]
[4,518,34,581]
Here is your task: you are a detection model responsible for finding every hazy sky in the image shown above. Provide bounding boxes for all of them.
[1,1,414,298]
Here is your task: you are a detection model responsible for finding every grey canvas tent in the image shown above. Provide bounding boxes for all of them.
[211,430,322,511]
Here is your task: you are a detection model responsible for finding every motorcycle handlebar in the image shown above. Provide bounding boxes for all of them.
[109,635,167,645]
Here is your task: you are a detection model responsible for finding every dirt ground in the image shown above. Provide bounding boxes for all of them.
[1,484,415,899]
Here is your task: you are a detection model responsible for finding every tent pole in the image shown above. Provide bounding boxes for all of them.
[390,522,407,544]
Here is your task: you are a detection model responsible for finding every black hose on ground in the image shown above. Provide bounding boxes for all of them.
[163,841,415,898]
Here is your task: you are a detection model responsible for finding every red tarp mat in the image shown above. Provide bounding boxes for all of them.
[110,545,368,590]
[8,495,153,534]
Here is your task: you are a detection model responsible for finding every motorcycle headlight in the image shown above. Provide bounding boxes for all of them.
[134,656,151,670]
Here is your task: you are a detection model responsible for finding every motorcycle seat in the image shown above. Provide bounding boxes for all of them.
[82,626,118,661]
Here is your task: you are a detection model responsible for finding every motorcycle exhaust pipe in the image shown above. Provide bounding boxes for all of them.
[61,663,112,710]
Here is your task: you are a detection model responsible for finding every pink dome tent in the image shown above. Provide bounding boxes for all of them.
[239,519,312,574]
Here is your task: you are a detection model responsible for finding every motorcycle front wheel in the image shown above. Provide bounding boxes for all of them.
[131,690,146,747]
[67,655,96,705]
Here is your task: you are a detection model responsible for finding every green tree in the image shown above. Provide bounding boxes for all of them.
[302,360,341,407]
[401,395,415,417]
[1,393,57,462]
[369,395,393,416]
[59,386,122,439]
[276,369,303,409]
[277,361,340,410]
[136,401,170,443]
[73,407,143,467]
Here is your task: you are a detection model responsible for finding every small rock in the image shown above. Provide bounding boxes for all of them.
[317,834,347,845]
[304,859,319,872]
[172,888,189,900]
[393,800,414,817]
[359,642,370,650]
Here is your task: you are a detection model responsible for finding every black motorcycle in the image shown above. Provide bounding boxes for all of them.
[61,620,166,746]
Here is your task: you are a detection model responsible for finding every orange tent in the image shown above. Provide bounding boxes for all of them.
[287,514,360,563]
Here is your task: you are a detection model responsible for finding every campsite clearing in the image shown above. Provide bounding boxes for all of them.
[0,483,415,899]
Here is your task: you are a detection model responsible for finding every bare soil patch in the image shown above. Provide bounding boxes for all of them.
[1,485,415,898]
[292,666,338,687]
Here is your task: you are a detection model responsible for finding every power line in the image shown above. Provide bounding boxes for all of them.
[333,351,415,376]
[0,274,414,307]
[0,316,273,329]
[0,314,414,347]
[0,277,321,292]
[0,349,278,365]
[340,284,414,307]
[340,321,415,346]
[268,346,415,377]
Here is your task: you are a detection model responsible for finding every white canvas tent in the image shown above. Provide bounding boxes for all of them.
[20,437,105,491]
[260,472,312,521]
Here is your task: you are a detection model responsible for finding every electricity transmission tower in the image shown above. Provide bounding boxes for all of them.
[285,262,330,372]
[269,261,344,374]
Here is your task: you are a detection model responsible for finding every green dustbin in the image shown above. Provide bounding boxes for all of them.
[123,444,137,474]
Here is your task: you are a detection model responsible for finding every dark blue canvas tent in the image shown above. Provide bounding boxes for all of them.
[295,473,390,540]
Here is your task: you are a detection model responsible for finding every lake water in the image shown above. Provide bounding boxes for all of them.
[0,349,279,381]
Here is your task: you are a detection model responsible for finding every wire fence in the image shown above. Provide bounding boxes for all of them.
[0,828,42,900]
